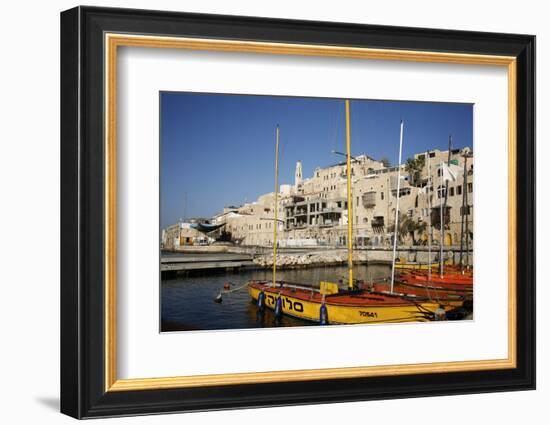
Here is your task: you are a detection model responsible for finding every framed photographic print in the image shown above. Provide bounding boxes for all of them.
[60,6,535,419]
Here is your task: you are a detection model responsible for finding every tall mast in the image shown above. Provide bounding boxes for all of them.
[464,156,470,270]
[272,125,280,288]
[439,136,452,277]
[390,120,404,293]
[427,151,432,283]
[459,152,467,274]
[439,161,444,278]
[345,100,354,290]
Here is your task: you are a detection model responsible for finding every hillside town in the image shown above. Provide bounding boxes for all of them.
[162,147,473,251]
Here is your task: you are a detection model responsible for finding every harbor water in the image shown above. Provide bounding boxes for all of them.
[161,264,392,332]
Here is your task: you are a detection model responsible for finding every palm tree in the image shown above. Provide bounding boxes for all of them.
[398,214,427,245]
[404,156,426,187]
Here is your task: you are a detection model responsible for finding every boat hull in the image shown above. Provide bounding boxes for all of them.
[398,273,473,295]
[370,282,469,308]
[248,282,445,324]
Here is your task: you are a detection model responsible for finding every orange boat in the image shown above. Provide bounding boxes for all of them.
[404,271,473,285]
[398,273,473,295]
[441,265,473,276]
[366,281,471,308]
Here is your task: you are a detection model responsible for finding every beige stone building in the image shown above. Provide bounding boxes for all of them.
[167,148,474,249]
[162,222,206,249]
[350,148,474,248]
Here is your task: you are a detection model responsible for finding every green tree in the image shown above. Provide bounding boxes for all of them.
[404,156,426,187]
[398,214,427,246]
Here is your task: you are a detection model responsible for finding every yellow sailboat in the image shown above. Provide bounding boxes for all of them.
[248,100,448,324]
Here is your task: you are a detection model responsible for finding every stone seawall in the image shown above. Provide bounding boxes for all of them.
[252,247,473,269]
[165,245,472,270]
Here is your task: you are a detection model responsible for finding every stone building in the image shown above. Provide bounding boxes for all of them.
[161,222,205,249]
[166,148,474,249]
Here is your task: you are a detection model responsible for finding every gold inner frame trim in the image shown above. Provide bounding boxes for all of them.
[104,33,517,392]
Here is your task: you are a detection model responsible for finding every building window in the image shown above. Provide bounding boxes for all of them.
[381,192,384,200]
[468,182,473,193]
[450,187,455,196]
[457,185,462,196]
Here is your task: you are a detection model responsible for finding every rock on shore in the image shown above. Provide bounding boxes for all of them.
[253,251,369,268]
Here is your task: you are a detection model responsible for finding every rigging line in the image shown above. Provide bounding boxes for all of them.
[220,281,252,294]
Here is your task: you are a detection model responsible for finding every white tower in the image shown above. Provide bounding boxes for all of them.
[295,160,303,188]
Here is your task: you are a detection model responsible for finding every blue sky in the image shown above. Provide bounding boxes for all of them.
[160,92,473,228]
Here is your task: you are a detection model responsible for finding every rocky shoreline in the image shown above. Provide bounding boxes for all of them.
[252,251,374,268]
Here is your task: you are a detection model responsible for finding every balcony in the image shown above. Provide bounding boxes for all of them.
[362,192,376,208]
[371,216,384,228]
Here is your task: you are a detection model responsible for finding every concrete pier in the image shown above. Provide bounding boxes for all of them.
[161,253,254,273]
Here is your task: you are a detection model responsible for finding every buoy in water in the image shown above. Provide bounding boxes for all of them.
[274,296,283,318]
[257,291,265,311]
[319,303,329,325]
[214,293,223,303]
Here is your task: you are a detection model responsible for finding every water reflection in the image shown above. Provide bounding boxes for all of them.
[161,264,390,332]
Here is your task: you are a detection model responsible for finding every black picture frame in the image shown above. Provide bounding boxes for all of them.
[61,5,535,419]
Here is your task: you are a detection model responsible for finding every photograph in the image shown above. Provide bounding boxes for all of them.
[160,93,474,331]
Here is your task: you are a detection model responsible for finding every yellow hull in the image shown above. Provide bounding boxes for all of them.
[248,286,445,325]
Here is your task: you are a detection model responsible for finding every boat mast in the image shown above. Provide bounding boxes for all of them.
[345,100,354,290]
[459,152,467,274]
[272,125,280,288]
[439,136,452,277]
[439,161,444,278]
[390,120,404,293]
[427,151,432,283]
[464,155,470,270]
